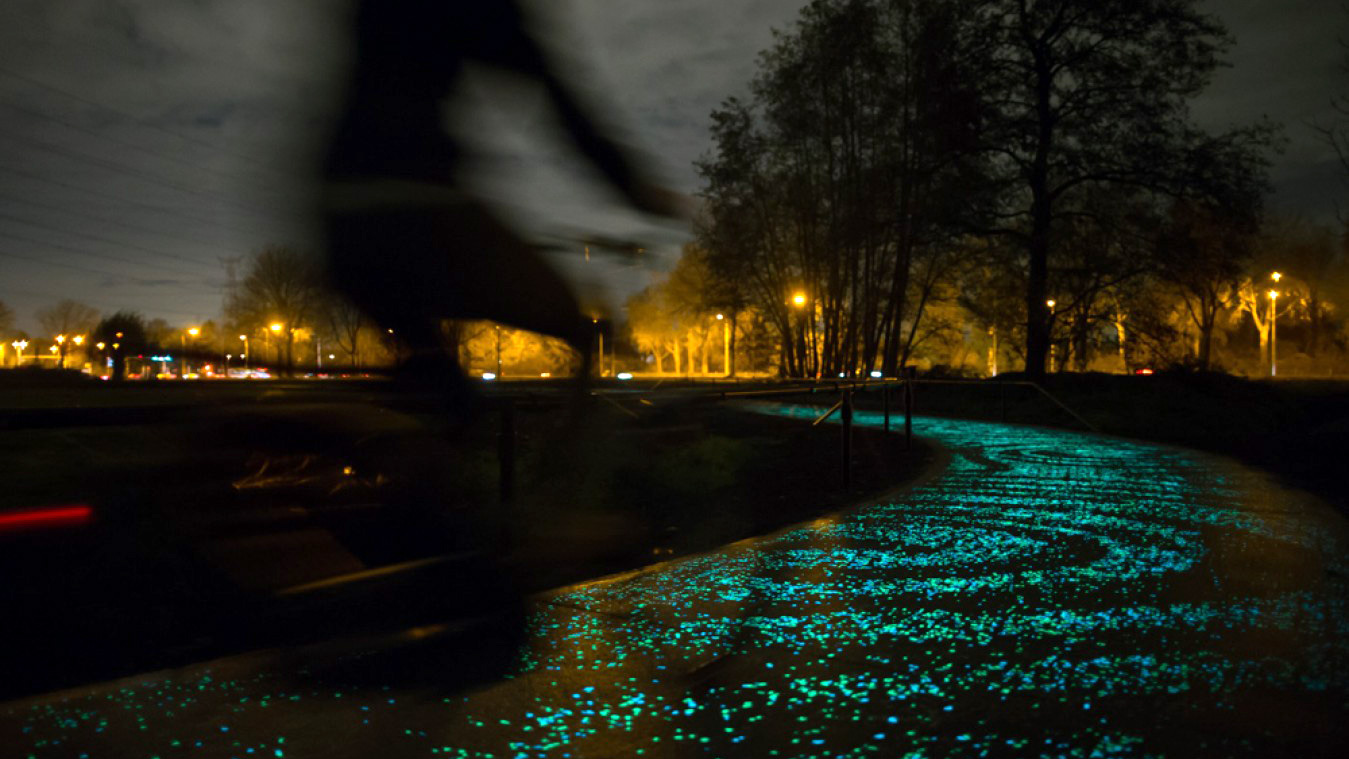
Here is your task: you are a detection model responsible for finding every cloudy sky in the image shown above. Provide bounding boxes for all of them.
[0,0,1342,335]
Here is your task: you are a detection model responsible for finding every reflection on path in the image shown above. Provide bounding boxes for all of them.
[5,405,1348,757]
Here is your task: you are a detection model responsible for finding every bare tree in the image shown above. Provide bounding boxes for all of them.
[326,296,367,368]
[36,300,99,338]
[226,246,325,376]
[35,300,100,368]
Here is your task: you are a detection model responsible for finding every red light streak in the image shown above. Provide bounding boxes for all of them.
[0,504,94,533]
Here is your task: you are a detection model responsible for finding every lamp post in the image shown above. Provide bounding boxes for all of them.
[269,323,283,373]
[181,326,199,378]
[1268,272,1282,378]
[1046,300,1057,373]
[716,313,731,377]
[54,334,66,369]
[11,339,27,366]
[792,292,807,378]
[239,335,249,374]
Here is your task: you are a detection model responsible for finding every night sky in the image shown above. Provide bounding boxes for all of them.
[0,0,1342,334]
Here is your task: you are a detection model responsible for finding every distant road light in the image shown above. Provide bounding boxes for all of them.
[616,372,633,380]
[482,372,497,381]
[792,292,807,308]
[870,370,883,378]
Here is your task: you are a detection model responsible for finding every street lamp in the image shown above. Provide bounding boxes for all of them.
[11,339,27,366]
[716,313,731,377]
[268,323,283,371]
[239,335,249,373]
[54,334,66,369]
[181,326,199,378]
[1046,300,1057,373]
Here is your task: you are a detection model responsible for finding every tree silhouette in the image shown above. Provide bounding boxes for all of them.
[974,0,1275,378]
[92,311,150,382]
[226,246,325,376]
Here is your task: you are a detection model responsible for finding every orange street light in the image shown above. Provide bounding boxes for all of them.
[269,323,283,333]
[95,342,105,351]
[187,326,200,337]
[72,335,84,346]
[1268,289,1280,377]
[55,334,66,345]
[1271,271,1282,282]
[792,292,807,308]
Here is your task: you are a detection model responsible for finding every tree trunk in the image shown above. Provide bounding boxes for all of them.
[728,310,738,377]
[987,325,998,377]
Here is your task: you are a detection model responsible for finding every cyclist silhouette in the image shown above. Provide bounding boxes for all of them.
[323,0,682,391]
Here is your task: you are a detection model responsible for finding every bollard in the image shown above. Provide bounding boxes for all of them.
[499,401,516,504]
[840,388,853,492]
[904,368,914,450]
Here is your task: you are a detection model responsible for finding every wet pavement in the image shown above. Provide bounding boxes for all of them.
[4,403,1347,757]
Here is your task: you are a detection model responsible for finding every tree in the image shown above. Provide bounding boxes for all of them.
[92,312,151,382]
[36,299,100,369]
[975,0,1275,378]
[226,246,325,377]
[36,300,99,338]
[326,296,368,369]
[698,0,988,377]
[1155,202,1250,370]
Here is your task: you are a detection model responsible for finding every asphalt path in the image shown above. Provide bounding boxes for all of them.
[4,403,1346,757]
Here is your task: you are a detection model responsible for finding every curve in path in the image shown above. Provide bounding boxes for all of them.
[4,404,1347,758]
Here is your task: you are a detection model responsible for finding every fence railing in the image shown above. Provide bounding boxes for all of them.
[715,372,1098,492]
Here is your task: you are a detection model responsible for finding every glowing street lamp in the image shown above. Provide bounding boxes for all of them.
[792,292,807,308]
[181,326,200,378]
[266,323,283,371]
[54,334,67,369]
[11,339,27,365]
[716,313,731,377]
[1046,300,1057,373]
[239,335,249,373]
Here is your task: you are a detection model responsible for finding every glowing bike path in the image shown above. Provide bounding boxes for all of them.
[5,404,1347,757]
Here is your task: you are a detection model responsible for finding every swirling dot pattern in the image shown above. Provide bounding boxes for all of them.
[4,403,1347,757]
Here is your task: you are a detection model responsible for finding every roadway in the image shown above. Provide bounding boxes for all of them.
[3,403,1346,757]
